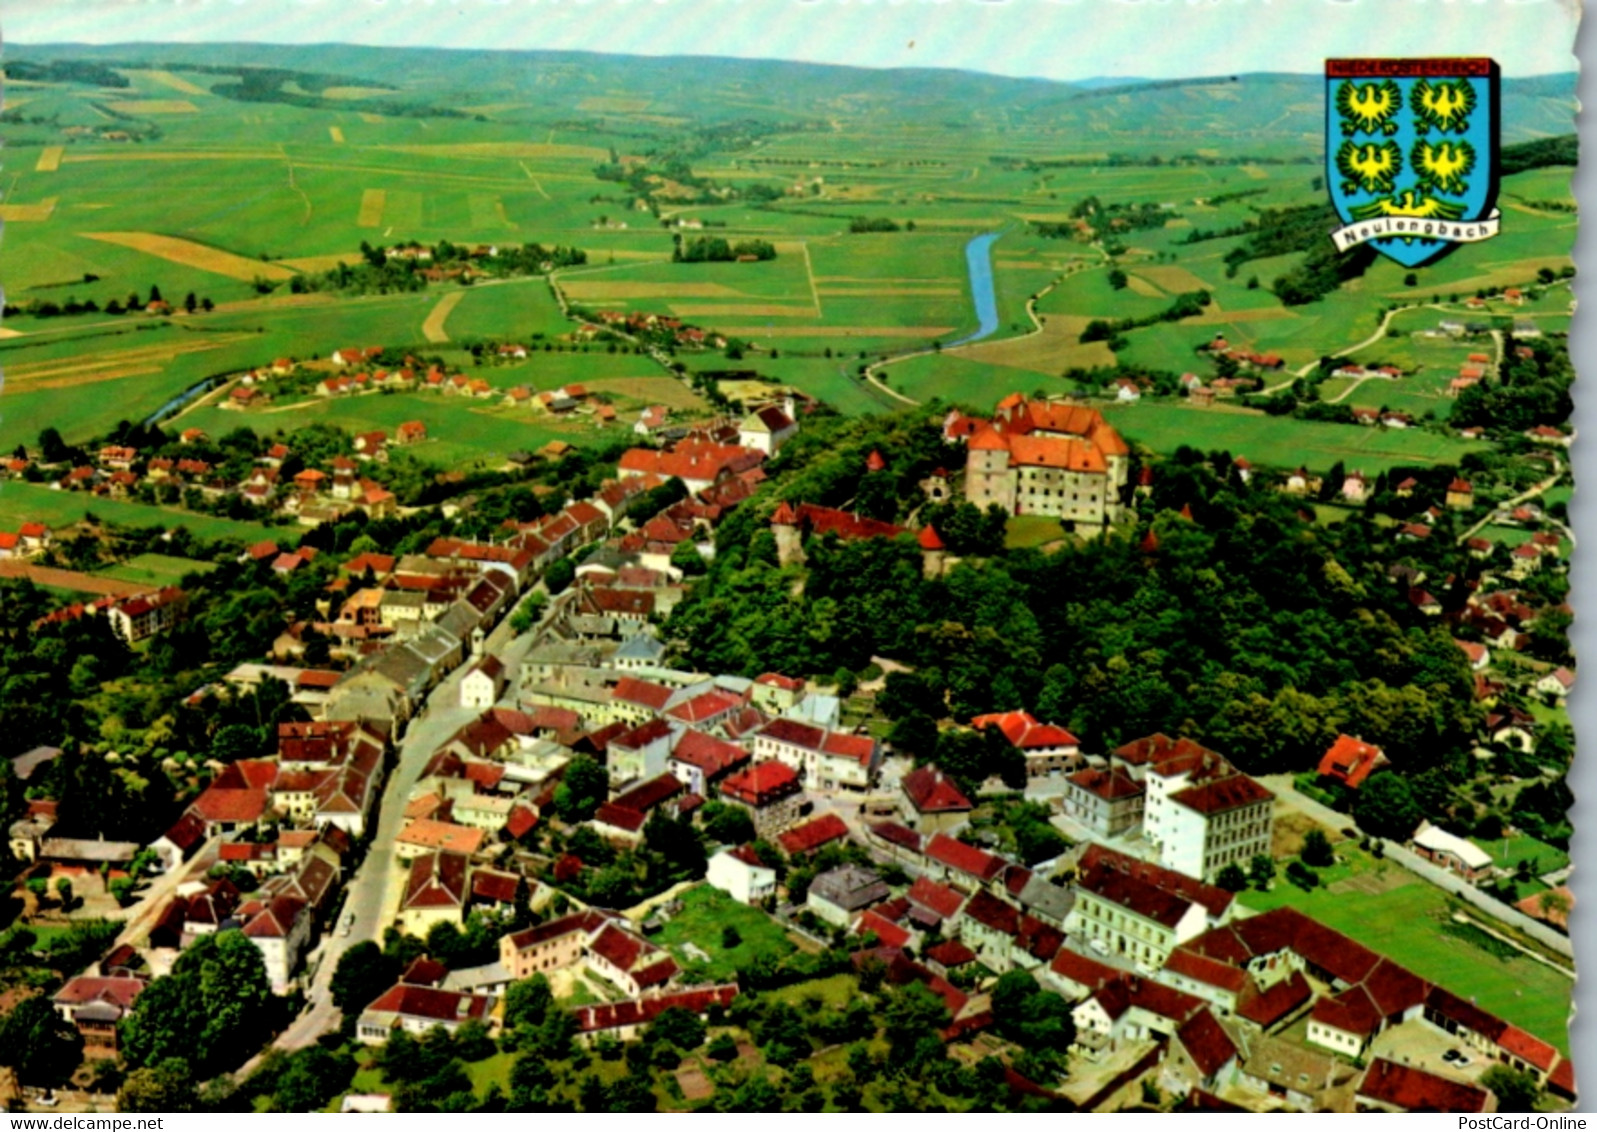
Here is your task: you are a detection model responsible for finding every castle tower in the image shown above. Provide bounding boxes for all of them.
[771,500,805,566]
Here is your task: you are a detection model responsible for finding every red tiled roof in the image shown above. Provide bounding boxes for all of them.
[1358,1059,1488,1113]
[1311,984,1381,1037]
[869,821,922,853]
[594,803,647,833]
[1318,733,1385,788]
[907,876,965,920]
[612,676,674,712]
[855,909,911,949]
[777,812,849,856]
[1093,974,1203,1026]
[925,833,1005,882]
[1079,844,1234,920]
[770,501,906,541]
[1169,773,1272,816]
[902,766,973,814]
[1163,947,1248,995]
[190,787,270,824]
[365,983,493,1024]
[962,890,1021,935]
[1067,765,1143,801]
[670,731,749,778]
[574,985,738,1033]
[1177,1009,1238,1078]
[926,940,979,970]
[720,759,800,805]
[1049,947,1118,992]
[1236,970,1312,1027]
[972,709,1079,750]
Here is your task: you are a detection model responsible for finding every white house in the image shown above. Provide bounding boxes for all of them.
[460,655,506,709]
[706,846,777,905]
[1536,667,1575,699]
[737,403,799,456]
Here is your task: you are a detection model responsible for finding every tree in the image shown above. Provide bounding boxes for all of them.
[0,995,83,1087]
[671,539,708,576]
[1248,854,1276,890]
[119,930,273,1075]
[148,284,163,305]
[1215,862,1248,892]
[882,982,951,1073]
[544,557,576,595]
[648,1006,706,1051]
[330,941,398,1014]
[1481,1065,1541,1112]
[119,1057,195,1113]
[1300,829,1334,868]
[184,292,198,313]
[1353,772,1423,841]
[551,755,608,823]
[38,426,70,465]
[701,801,756,846]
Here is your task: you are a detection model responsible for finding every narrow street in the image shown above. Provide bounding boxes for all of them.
[269,587,573,1052]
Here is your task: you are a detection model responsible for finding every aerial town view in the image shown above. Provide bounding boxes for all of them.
[0,0,1579,1115]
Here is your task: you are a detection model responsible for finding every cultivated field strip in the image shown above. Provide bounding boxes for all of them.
[0,197,58,222]
[34,147,63,172]
[141,70,211,96]
[79,232,296,281]
[105,99,199,114]
[3,332,258,389]
[421,291,465,343]
[356,189,387,228]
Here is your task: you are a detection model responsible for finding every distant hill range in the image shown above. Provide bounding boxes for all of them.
[4,43,1577,149]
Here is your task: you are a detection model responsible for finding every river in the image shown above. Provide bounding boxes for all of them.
[944,230,1002,348]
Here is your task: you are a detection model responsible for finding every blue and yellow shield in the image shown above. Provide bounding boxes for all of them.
[1325,58,1501,268]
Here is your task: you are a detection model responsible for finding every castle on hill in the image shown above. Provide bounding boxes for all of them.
[948,395,1130,534]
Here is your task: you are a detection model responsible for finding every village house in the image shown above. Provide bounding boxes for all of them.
[706,845,777,905]
[807,864,889,927]
[898,765,974,833]
[717,759,804,836]
[970,709,1083,778]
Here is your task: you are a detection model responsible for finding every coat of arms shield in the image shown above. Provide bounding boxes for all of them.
[1326,58,1501,268]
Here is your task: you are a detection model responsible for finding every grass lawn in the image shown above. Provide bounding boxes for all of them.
[1005,515,1066,549]
[1239,845,1571,1053]
[100,553,218,586]
[1474,834,1569,877]
[764,972,860,1011]
[653,883,795,981]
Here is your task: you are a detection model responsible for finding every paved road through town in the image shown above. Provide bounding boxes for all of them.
[270,587,573,1052]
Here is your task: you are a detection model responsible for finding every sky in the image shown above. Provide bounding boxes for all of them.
[1,0,1582,83]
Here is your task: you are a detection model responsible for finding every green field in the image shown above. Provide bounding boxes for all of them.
[652,883,797,981]
[1240,846,1571,1053]
[1100,401,1489,475]
[0,481,283,543]
[100,552,218,586]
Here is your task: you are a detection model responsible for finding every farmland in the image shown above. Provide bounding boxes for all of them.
[0,45,1573,486]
